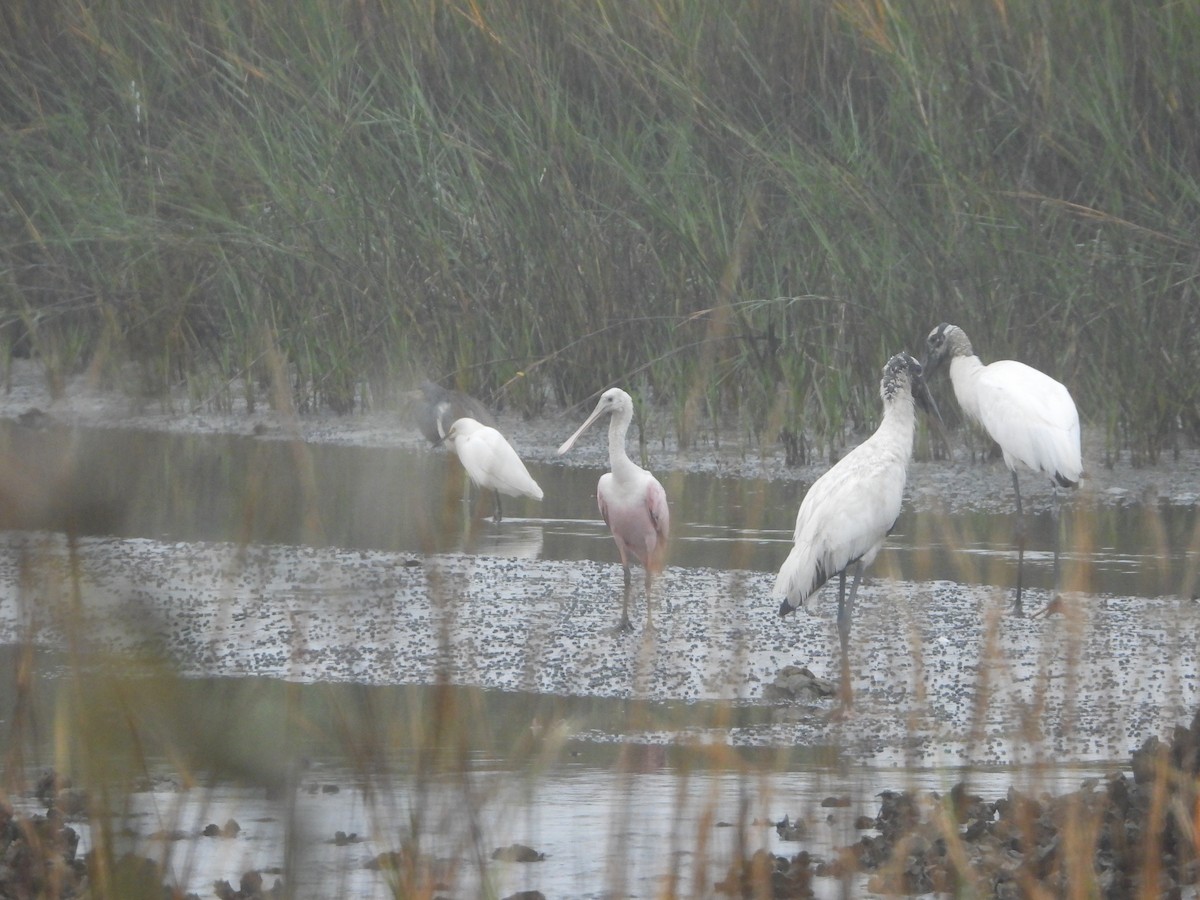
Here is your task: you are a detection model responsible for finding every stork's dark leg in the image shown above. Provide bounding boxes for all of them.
[844,562,864,639]
[492,490,503,524]
[845,563,864,703]
[1051,486,1062,597]
[835,571,847,652]
[835,569,849,709]
[1012,469,1025,616]
[836,566,860,710]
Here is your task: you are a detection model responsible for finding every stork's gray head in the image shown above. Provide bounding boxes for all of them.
[882,351,943,424]
[923,323,974,376]
[881,350,916,396]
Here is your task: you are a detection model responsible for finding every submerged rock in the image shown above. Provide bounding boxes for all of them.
[721,708,1200,899]
[775,814,806,841]
[846,711,1200,898]
[213,870,283,900]
[762,665,836,703]
[715,847,815,898]
[491,843,546,862]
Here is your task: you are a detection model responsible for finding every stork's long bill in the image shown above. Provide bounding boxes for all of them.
[910,362,949,449]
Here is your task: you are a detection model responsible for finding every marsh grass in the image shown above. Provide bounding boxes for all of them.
[2,0,1199,457]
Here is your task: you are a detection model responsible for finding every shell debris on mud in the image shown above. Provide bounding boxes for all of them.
[0,529,1195,767]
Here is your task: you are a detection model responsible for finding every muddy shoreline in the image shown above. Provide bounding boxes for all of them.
[3,361,1200,514]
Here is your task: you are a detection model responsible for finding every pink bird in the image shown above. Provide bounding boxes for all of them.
[557,388,670,631]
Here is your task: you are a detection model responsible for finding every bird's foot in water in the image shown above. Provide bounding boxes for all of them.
[1030,594,1065,618]
[612,616,634,634]
[829,677,854,721]
[827,702,854,723]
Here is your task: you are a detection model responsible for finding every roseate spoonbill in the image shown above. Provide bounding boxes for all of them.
[413,380,497,445]
[438,417,543,523]
[556,388,670,631]
[774,352,940,709]
[924,323,1082,614]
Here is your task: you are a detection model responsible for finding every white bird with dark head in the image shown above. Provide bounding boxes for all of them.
[412,380,497,445]
[438,417,543,523]
[774,352,939,708]
[557,388,670,631]
[924,322,1081,613]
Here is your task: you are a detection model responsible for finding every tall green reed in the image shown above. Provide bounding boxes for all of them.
[1,0,1197,453]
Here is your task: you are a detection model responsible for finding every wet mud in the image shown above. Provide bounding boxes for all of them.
[1,529,1195,767]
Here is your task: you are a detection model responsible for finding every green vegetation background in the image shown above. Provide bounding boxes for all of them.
[2,0,1197,460]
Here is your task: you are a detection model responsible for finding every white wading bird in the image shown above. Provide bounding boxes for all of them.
[557,388,670,631]
[774,352,940,709]
[924,322,1082,614]
[437,417,543,523]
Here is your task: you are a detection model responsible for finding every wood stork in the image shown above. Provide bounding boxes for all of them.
[774,352,939,709]
[413,380,497,445]
[923,322,1082,614]
[557,388,670,631]
[438,417,543,523]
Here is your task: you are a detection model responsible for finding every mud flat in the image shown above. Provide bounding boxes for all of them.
[1,530,1195,766]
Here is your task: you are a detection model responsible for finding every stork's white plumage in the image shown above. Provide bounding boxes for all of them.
[774,352,936,708]
[924,322,1082,612]
[440,417,543,523]
[557,387,670,631]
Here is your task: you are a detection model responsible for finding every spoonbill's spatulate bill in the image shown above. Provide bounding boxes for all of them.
[438,417,543,524]
[557,388,670,631]
[924,322,1082,614]
[774,352,940,709]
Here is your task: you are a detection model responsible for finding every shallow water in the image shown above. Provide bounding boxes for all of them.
[0,421,1193,597]
[77,760,1117,900]
[0,420,1195,896]
[2,651,1117,898]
